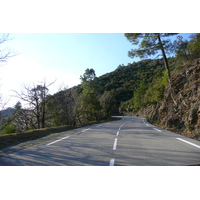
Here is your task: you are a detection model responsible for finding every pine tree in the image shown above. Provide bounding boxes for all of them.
[125,33,178,105]
[125,33,177,80]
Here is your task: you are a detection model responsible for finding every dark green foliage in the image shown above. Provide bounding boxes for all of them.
[133,80,147,110]
[118,62,169,113]
[80,68,96,82]
[78,69,102,122]
[100,91,115,118]
[97,59,166,112]
[173,35,191,63]
[125,33,178,81]
[144,70,168,105]
[119,99,134,113]
[125,33,177,59]
[188,33,200,59]
[174,33,200,64]
[44,59,168,125]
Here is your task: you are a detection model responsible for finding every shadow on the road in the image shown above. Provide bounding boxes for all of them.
[0,137,113,166]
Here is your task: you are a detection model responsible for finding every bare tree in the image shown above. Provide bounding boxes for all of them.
[0,33,17,113]
[0,33,17,64]
[13,79,55,129]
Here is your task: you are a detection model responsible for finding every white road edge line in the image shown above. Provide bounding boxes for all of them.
[109,158,115,166]
[143,119,151,126]
[153,128,162,132]
[113,138,118,150]
[46,136,70,146]
[176,138,200,149]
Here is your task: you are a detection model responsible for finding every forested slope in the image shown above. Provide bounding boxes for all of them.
[44,58,169,127]
[1,33,200,141]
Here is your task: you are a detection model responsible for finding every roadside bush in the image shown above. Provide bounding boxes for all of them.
[3,122,17,134]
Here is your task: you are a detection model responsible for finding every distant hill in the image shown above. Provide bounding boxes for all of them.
[96,58,168,111]
[47,58,169,116]
[0,107,15,117]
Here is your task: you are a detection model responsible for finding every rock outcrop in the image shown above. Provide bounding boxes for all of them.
[139,58,200,140]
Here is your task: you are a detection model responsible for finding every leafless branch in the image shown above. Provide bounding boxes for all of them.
[0,33,18,64]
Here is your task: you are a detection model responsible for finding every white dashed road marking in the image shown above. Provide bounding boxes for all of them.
[46,136,70,146]
[109,158,115,166]
[113,138,118,150]
[153,128,162,132]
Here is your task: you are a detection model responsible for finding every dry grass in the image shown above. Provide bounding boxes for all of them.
[0,125,75,150]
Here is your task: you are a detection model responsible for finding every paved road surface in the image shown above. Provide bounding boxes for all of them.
[0,116,200,166]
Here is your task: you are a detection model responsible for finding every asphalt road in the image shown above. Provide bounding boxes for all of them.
[0,116,200,166]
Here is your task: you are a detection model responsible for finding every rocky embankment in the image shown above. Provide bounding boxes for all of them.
[139,58,200,140]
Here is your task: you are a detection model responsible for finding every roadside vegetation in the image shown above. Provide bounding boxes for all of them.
[0,33,200,147]
[0,117,120,150]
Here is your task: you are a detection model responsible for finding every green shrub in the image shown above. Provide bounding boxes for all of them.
[3,123,17,134]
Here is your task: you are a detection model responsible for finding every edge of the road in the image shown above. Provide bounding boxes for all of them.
[0,117,122,156]
[1,115,199,159]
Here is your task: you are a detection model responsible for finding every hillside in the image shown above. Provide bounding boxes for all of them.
[0,108,15,117]
[50,58,168,116]
[35,58,168,129]
[1,33,200,147]
[97,59,166,110]
[137,58,200,140]
[1,57,199,142]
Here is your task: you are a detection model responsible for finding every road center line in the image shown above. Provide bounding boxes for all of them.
[116,131,119,136]
[145,123,149,126]
[153,128,162,132]
[81,128,91,133]
[176,138,200,149]
[113,138,118,150]
[46,136,70,146]
[109,158,115,166]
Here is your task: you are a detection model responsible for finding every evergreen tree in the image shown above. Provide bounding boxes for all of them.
[125,33,179,105]
[125,33,178,80]
[99,91,114,118]
[188,33,200,59]
[78,68,101,122]
[133,80,147,110]
[174,35,191,63]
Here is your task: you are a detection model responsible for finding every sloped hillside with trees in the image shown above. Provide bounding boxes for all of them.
[121,33,200,140]
[137,58,200,140]
[0,33,199,141]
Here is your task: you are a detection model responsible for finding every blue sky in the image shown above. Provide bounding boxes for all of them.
[0,33,192,107]
[0,33,135,107]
